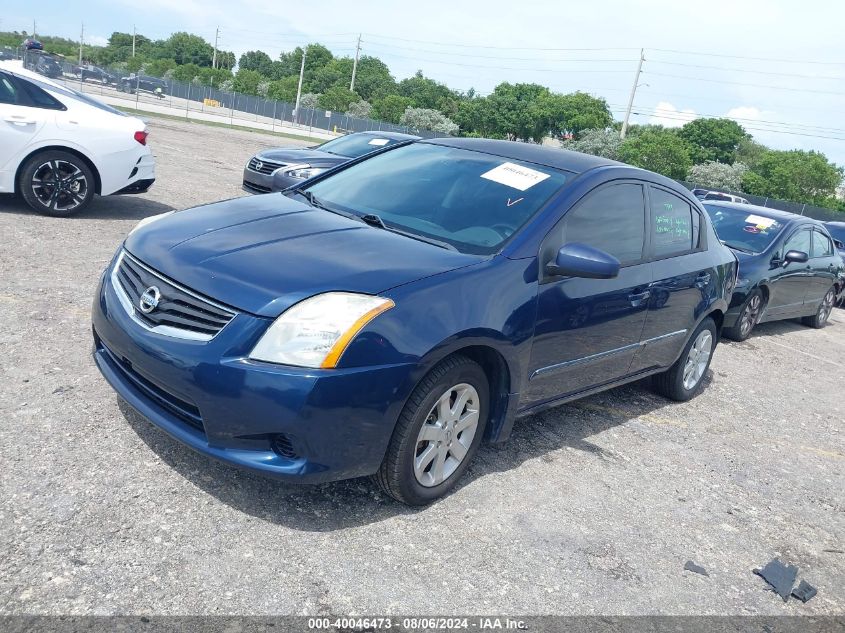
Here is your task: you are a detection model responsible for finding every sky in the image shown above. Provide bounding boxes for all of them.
[2,0,844,165]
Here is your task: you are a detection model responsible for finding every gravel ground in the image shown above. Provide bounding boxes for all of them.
[1,117,843,616]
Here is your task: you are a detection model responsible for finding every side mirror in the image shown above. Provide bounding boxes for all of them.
[546,243,620,279]
[783,250,809,266]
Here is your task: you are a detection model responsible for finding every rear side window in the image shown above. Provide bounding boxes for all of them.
[557,183,646,266]
[812,230,834,258]
[650,188,699,258]
[18,80,65,110]
[0,75,18,104]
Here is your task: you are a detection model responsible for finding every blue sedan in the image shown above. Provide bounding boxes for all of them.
[93,138,736,505]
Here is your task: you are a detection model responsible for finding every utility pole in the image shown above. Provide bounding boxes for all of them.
[349,34,362,91]
[212,26,219,69]
[132,25,136,58]
[79,23,84,65]
[32,20,36,37]
[620,48,644,139]
[294,47,306,124]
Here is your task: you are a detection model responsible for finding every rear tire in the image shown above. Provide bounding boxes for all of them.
[374,354,489,506]
[652,317,717,402]
[802,286,836,329]
[723,289,764,342]
[18,150,95,217]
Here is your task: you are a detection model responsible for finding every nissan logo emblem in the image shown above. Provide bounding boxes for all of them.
[138,286,161,314]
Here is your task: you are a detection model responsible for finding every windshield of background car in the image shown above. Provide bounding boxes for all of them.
[704,204,785,253]
[305,142,570,254]
[16,72,126,116]
[317,134,403,158]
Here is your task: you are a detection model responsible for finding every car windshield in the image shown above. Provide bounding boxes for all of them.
[704,204,785,254]
[304,142,570,254]
[317,134,403,158]
[825,223,845,244]
[17,72,126,116]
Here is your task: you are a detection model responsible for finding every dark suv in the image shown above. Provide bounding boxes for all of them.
[119,74,167,98]
[93,139,737,504]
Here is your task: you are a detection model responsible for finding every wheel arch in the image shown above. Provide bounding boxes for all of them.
[15,146,102,195]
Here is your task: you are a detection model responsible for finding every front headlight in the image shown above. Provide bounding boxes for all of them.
[128,211,174,236]
[249,292,395,368]
[282,164,327,179]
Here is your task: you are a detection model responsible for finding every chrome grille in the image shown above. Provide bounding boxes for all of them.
[112,251,236,341]
[247,156,287,175]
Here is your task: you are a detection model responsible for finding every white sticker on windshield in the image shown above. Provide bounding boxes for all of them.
[480,162,550,191]
[368,138,390,146]
[745,214,776,228]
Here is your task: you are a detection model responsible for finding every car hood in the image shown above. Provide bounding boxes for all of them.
[124,194,483,317]
[257,147,348,166]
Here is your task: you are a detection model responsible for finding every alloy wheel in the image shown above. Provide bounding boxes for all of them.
[31,160,88,213]
[683,330,713,391]
[413,383,480,487]
[818,289,834,325]
[740,294,762,337]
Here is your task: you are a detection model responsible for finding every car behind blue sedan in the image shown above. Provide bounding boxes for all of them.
[93,138,736,505]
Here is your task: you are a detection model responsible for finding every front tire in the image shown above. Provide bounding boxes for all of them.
[652,317,717,402]
[374,354,489,506]
[802,287,836,329]
[723,289,764,341]
[18,151,95,217]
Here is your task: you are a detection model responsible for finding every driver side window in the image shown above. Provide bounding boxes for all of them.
[542,183,646,274]
[783,228,811,257]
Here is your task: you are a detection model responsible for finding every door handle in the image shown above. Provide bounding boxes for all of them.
[4,116,36,125]
[628,289,651,306]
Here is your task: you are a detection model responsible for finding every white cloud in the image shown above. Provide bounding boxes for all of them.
[87,35,109,47]
[647,101,697,128]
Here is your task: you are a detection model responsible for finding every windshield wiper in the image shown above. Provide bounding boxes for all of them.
[360,214,457,251]
[293,188,361,222]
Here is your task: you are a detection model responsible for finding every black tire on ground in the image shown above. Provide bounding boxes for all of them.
[723,289,764,342]
[17,150,96,217]
[652,317,718,402]
[374,354,490,506]
[802,286,836,329]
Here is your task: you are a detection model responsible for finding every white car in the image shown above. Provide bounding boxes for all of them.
[0,61,155,216]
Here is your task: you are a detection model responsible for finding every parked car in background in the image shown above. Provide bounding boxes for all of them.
[22,38,43,51]
[23,51,63,78]
[702,191,749,204]
[691,188,710,199]
[0,48,15,61]
[243,131,420,194]
[704,201,842,340]
[823,221,845,307]
[94,139,736,505]
[76,64,118,85]
[0,62,155,216]
[118,74,167,98]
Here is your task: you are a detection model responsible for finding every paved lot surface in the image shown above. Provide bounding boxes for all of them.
[1,117,843,616]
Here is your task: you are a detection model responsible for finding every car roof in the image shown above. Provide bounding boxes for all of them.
[700,200,822,225]
[423,137,623,173]
[357,130,421,141]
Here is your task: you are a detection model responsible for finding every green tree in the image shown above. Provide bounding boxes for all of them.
[266,76,299,102]
[311,57,353,93]
[544,92,612,138]
[238,50,274,76]
[485,82,551,141]
[397,71,455,110]
[678,118,748,164]
[144,58,176,77]
[171,63,201,82]
[233,68,264,95]
[735,137,767,169]
[159,32,214,66]
[351,56,396,101]
[455,96,506,138]
[372,94,413,124]
[741,150,844,204]
[318,86,359,112]
[618,129,693,179]
[346,100,372,118]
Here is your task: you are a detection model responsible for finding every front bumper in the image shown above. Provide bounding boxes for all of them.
[91,262,416,483]
[242,167,302,194]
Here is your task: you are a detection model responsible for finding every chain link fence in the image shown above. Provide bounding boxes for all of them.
[12,47,444,139]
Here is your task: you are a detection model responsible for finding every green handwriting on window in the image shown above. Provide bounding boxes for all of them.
[655,214,690,238]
